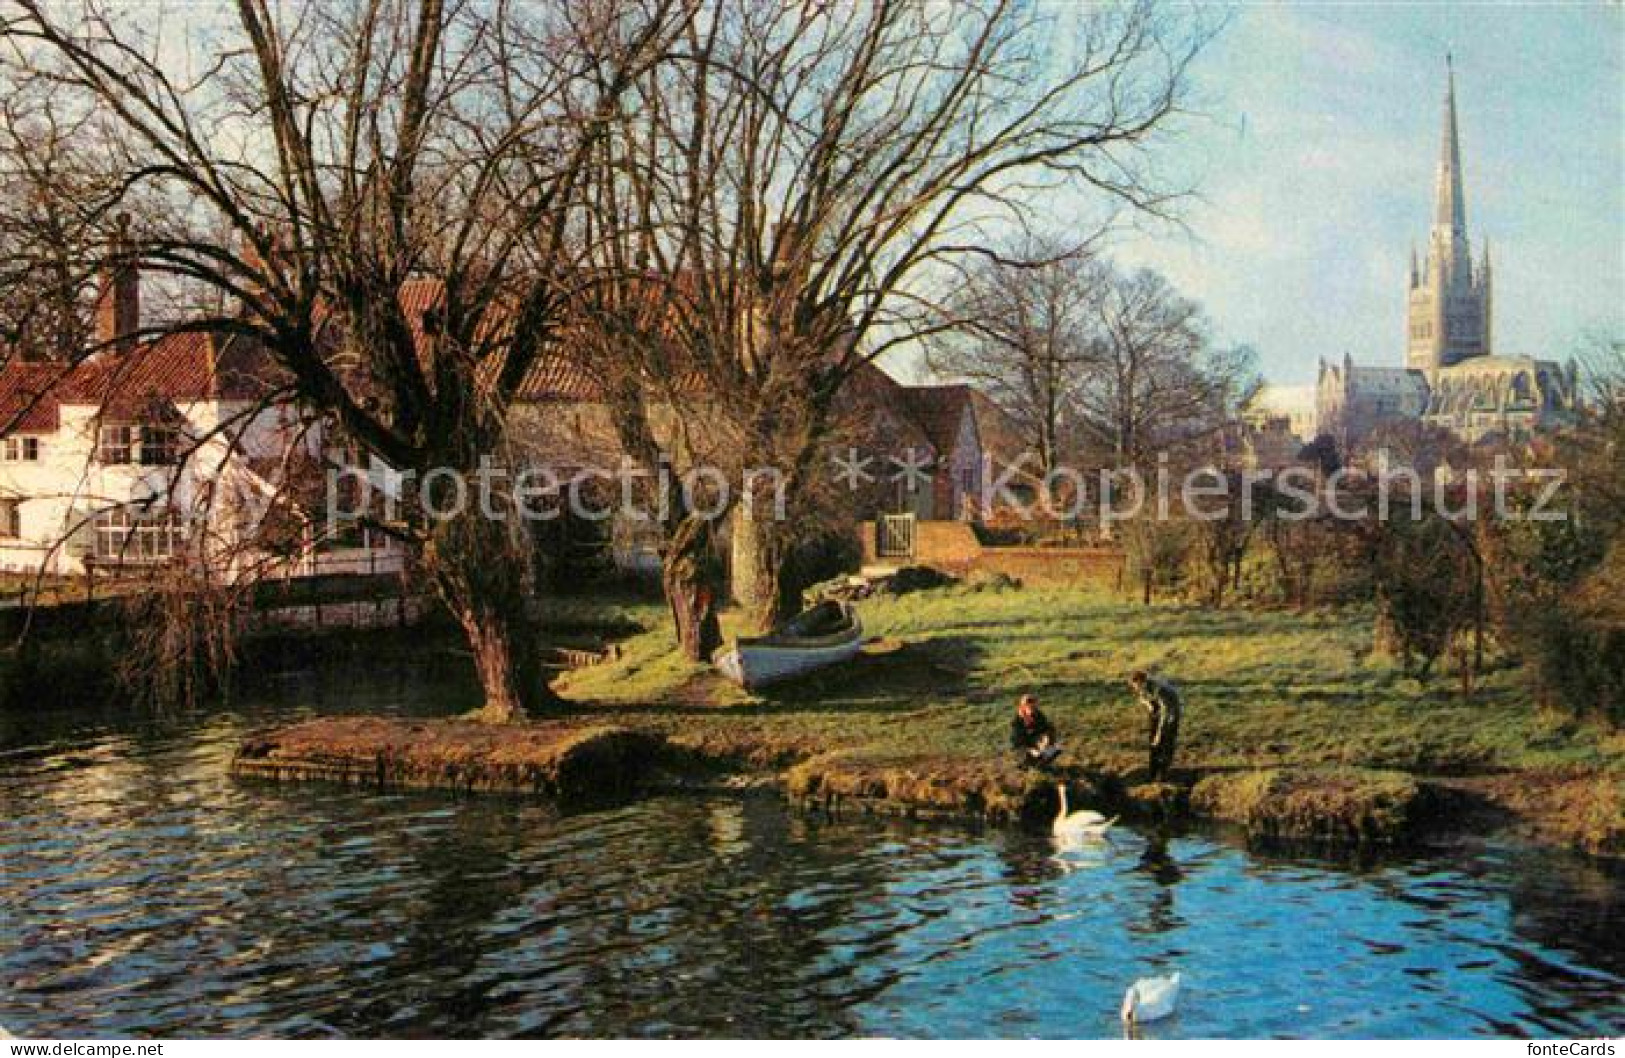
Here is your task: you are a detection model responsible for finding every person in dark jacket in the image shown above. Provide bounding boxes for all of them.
[1130,670,1183,780]
[1010,694,1061,768]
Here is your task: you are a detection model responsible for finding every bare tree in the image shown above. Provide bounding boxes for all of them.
[1354,418,1470,482]
[1072,264,1258,468]
[1367,509,1481,684]
[0,0,688,720]
[1569,332,1625,534]
[923,238,1106,479]
[602,0,1209,630]
[1478,333,1625,722]
[0,99,106,365]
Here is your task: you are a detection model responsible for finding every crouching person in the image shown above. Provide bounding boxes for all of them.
[1010,693,1061,769]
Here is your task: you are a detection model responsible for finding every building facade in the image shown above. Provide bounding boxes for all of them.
[0,269,399,580]
[1317,59,1579,450]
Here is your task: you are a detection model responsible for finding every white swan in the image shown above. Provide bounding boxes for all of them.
[1052,783,1117,840]
[1121,972,1181,1023]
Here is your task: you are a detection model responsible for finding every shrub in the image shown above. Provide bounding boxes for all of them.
[1368,514,1482,682]
[1504,541,1625,726]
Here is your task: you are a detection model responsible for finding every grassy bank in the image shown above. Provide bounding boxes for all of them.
[552,583,1623,853]
[560,583,1621,774]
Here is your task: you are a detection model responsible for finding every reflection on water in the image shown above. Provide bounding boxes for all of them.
[0,659,1621,1039]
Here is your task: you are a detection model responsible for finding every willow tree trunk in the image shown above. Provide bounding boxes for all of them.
[729,405,834,634]
[663,514,724,662]
[731,508,806,633]
[426,513,561,723]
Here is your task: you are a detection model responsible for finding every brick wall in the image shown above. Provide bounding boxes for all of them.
[860,518,1123,590]
[974,546,1124,589]
[915,519,982,569]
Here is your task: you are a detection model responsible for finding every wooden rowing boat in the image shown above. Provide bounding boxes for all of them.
[714,601,863,690]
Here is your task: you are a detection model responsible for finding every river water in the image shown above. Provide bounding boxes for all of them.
[0,656,1620,1039]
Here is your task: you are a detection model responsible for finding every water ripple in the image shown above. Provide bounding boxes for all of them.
[1,674,1622,1038]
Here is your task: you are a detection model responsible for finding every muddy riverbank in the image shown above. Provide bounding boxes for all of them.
[230,715,1623,858]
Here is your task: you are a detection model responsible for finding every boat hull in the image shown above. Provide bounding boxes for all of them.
[715,605,863,690]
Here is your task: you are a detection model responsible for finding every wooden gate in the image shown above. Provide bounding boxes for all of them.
[876,513,916,559]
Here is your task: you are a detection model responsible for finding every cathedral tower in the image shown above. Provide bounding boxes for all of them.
[1406,57,1492,372]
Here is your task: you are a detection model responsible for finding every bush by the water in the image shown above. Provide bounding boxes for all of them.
[1488,376,1625,726]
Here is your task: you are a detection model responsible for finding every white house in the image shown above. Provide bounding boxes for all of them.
[0,266,399,580]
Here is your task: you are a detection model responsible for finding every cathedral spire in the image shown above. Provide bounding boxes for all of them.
[1408,54,1490,371]
[1435,54,1467,237]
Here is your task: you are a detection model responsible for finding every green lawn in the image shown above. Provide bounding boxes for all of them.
[555,583,1625,780]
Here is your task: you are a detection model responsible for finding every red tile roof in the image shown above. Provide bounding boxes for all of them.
[852,369,1038,478]
[514,355,604,402]
[843,363,937,457]
[0,361,68,434]
[62,330,284,415]
[0,275,651,437]
[0,329,286,435]
[965,389,1034,472]
[386,277,606,402]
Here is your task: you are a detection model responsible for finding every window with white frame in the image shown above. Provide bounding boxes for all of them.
[2,437,40,462]
[97,425,134,464]
[93,507,188,562]
[138,426,180,466]
[97,424,182,466]
[0,499,20,539]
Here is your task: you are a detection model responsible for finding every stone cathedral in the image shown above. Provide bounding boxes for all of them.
[1317,60,1579,448]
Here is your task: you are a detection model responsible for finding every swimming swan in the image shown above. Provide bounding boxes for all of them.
[1053,783,1117,840]
[1121,972,1181,1023]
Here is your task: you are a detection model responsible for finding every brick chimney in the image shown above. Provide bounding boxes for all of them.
[94,213,140,355]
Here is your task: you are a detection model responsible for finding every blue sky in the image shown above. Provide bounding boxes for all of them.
[1090,1,1623,385]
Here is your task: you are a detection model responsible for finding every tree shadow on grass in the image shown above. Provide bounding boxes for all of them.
[571,635,986,720]
[742,634,986,715]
